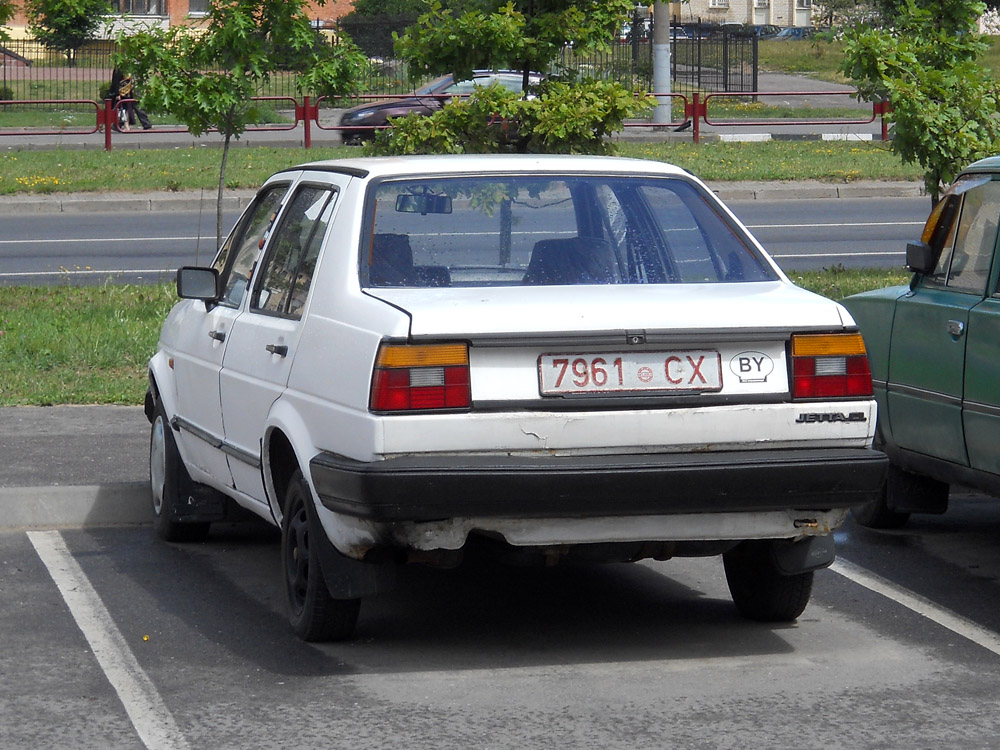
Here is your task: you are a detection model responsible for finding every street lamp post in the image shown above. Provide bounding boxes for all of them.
[651,0,671,124]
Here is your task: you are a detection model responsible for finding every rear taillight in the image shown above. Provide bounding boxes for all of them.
[791,333,872,399]
[370,343,471,412]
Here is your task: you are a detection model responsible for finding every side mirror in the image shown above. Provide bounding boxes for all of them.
[177,266,220,301]
[905,241,935,274]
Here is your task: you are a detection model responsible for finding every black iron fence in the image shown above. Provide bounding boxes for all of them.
[671,26,759,94]
[0,19,757,106]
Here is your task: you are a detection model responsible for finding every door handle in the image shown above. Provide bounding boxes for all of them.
[266,344,288,357]
[947,320,965,338]
[208,329,226,342]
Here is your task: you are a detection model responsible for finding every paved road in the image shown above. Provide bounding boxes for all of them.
[0,184,927,284]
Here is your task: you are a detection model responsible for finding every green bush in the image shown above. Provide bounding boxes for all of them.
[366,79,654,155]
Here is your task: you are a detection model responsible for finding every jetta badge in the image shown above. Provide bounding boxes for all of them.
[796,412,868,424]
[730,351,774,383]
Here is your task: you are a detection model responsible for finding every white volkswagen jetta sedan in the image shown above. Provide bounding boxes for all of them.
[146,154,886,641]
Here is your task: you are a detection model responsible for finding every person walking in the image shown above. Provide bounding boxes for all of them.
[110,68,152,131]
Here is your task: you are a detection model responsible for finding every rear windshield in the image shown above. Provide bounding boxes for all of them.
[364,174,776,288]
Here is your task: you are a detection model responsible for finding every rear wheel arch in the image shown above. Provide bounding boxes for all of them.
[265,427,301,520]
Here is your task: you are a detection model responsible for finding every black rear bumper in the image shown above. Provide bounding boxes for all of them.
[309,447,887,523]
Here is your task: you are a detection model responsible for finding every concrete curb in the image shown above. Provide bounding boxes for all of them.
[712,180,924,202]
[0,189,258,216]
[0,483,152,530]
[0,181,925,216]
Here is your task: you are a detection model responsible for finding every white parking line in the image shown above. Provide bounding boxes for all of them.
[27,530,191,750]
[831,558,1000,657]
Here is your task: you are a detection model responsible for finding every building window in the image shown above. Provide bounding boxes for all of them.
[796,0,811,7]
[111,0,162,14]
[755,0,770,6]
[709,0,730,7]
[188,0,209,14]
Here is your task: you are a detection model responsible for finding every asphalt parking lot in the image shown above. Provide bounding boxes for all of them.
[5,510,1000,749]
[4,408,1000,748]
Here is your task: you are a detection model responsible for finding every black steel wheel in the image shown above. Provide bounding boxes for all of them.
[723,540,814,622]
[281,469,360,642]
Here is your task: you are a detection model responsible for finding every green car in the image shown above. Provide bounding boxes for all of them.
[843,156,1000,528]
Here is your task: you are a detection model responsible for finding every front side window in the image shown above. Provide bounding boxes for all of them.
[364,174,775,288]
[926,175,1000,295]
[213,185,287,308]
[252,185,337,318]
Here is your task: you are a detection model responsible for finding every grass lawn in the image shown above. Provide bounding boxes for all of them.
[0,140,924,196]
[759,36,1000,83]
[0,268,911,406]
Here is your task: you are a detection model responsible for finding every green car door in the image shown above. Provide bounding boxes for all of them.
[965,292,1000,475]
[887,176,1000,465]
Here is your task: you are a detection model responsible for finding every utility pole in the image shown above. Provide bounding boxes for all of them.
[651,0,671,124]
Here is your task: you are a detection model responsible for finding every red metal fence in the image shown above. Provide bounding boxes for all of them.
[0,91,891,149]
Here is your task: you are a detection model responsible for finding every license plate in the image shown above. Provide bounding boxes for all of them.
[538,351,723,395]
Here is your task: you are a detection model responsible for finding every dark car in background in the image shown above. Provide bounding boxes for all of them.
[774,26,817,40]
[752,24,782,38]
[339,71,543,144]
[715,22,782,38]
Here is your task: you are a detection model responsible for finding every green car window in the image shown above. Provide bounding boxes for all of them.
[927,177,1000,295]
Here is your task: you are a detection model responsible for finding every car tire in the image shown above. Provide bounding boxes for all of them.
[281,469,361,642]
[853,462,949,529]
[149,402,211,543]
[723,540,814,622]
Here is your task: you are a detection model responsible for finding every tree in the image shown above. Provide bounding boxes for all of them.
[0,0,15,42]
[348,0,496,15]
[395,0,635,85]
[116,0,366,245]
[25,0,111,66]
[840,0,1000,203]
[871,0,1000,24]
[368,0,652,155]
[814,0,880,28]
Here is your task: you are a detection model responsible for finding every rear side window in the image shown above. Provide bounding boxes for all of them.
[252,185,337,318]
[364,175,774,288]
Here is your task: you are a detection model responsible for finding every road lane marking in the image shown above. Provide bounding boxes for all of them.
[0,268,173,279]
[28,530,192,750]
[771,251,902,259]
[831,558,1000,657]
[0,236,204,245]
[746,221,924,229]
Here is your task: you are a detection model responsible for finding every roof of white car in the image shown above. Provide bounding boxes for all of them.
[290,154,694,180]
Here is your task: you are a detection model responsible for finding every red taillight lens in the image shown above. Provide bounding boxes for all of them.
[791,333,872,399]
[370,343,471,412]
